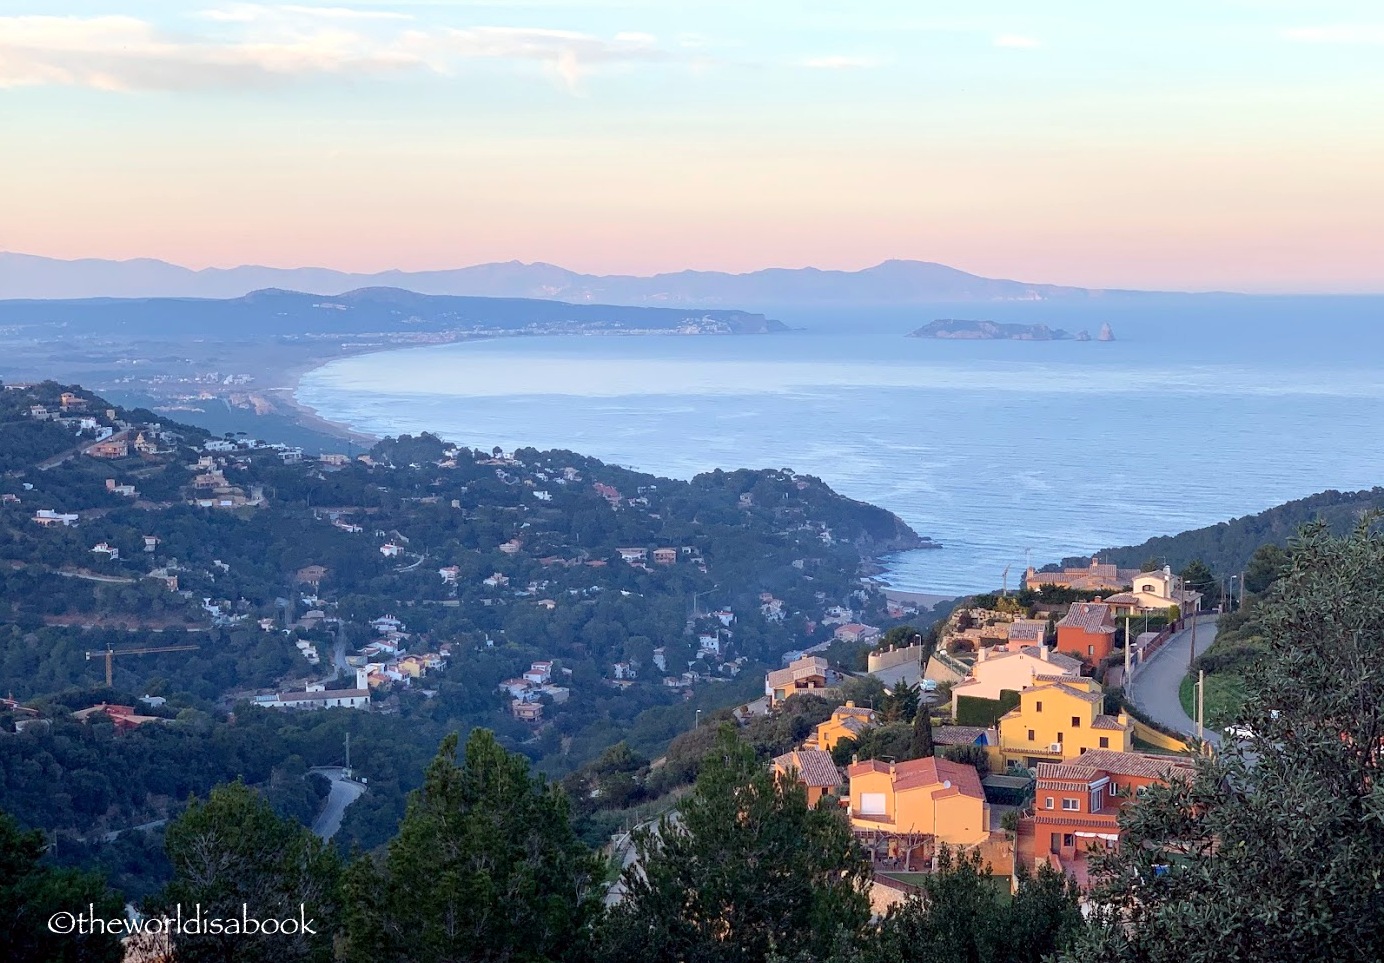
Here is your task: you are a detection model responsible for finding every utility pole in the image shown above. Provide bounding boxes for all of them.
[1188,601,1198,667]
[1196,669,1205,743]
[1124,615,1132,688]
[345,731,351,775]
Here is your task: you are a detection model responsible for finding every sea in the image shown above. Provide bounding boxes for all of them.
[296,295,1384,596]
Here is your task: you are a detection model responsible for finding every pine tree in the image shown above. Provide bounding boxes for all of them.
[595,726,871,963]
[342,729,603,963]
[153,781,340,963]
[0,811,125,963]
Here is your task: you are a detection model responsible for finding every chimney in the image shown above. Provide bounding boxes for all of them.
[845,700,855,709]
[1040,645,1050,662]
[977,647,988,663]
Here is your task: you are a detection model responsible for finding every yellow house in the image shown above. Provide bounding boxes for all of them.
[396,655,427,679]
[764,655,832,705]
[772,748,843,807]
[996,676,1133,770]
[814,702,878,751]
[846,756,990,846]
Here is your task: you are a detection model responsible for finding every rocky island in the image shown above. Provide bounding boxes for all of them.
[908,319,1115,341]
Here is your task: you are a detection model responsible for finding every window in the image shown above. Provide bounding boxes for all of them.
[1036,701,1043,712]
[1099,736,1109,749]
[1057,732,1064,743]
[1072,716,1081,728]
[1027,729,1035,741]
[1062,798,1080,811]
[860,792,887,816]
[1045,796,1055,810]
[1063,834,1075,848]
[1088,645,1095,655]
[1090,785,1106,812]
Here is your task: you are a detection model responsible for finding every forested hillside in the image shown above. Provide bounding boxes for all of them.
[1075,487,1384,574]
[0,379,933,884]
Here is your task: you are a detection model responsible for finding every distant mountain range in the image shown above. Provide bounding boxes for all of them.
[0,252,1128,305]
[0,286,782,337]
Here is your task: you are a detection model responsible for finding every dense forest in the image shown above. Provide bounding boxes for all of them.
[0,380,938,892]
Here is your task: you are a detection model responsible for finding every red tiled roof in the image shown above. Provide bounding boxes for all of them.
[1038,749,1195,783]
[1090,714,1130,730]
[1058,603,1116,634]
[933,725,988,746]
[1007,620,1048,642]
[880,756,985,799]
[774,749,843,788]
[1029,679,1104,704]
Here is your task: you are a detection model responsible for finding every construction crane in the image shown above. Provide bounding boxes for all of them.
[85,644,200,688]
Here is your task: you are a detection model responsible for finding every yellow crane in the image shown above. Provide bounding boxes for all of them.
[85,644,200,688]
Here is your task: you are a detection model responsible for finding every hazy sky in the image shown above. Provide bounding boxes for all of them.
[3,1,1383,292]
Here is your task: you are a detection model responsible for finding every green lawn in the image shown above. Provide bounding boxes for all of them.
[1179,672,1247,730]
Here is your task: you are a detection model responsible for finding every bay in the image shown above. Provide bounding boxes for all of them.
[296,296,1384,595]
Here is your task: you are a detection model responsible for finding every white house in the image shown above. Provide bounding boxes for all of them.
[1103,567,1204,615]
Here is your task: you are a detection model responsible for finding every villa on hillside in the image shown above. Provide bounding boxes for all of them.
[814,702,878,751]
[1034,749,1196,871]
[847,756,990,847]
[1026,558,1139,593]
[765,655,835,705]
[1102,567,1204,616]
[1056,602,1118,663]
[773,749,843,806]
[950,643,1082,718]
[997,677,1132,769]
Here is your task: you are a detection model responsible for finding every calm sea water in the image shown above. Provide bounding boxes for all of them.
[297,296,1384,595]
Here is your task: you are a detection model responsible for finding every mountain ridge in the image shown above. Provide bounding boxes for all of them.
[0,251,1150,304]
[0,285,784,337]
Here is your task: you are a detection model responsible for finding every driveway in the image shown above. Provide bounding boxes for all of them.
[1130,616,1220,747]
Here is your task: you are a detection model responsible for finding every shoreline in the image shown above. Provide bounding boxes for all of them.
[269,342,968,598]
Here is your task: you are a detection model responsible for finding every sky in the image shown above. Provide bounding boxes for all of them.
[1,1,1383,292]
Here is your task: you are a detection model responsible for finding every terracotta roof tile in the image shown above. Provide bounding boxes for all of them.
[1059,603,1116,634]
[774,749,843,788]
[1037,749,1195,783]
[933,725,988,746]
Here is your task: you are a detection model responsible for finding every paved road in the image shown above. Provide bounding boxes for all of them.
[1130,616,1221,747]
[310,767,366,840]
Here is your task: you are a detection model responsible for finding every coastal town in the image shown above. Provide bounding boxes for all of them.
[0,379,1374,963]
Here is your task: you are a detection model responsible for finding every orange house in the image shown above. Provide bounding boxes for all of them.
[773,749,842,807]
[814,702,878,751]
[847,756,990,846]
[1056,602,1117,664]
[1034,749,1195,869]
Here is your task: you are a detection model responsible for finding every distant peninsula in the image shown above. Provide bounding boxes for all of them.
[907,319,1115,342]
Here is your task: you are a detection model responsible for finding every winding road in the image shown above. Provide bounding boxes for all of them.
[1129,616,1220,747]
[310,767,367,840]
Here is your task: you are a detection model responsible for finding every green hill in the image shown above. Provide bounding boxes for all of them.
[1072,487,1384,575]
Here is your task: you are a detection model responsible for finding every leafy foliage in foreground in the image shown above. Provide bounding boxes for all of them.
[1065,522,1384,963]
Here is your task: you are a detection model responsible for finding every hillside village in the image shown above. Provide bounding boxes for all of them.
[1,379,1378,963]
[749,552,1216,890]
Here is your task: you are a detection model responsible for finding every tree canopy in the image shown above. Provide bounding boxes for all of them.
[1065,522,1384,963]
